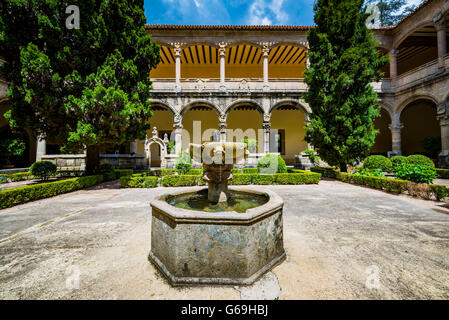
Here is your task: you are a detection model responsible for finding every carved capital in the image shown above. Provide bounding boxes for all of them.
[172,42,183,56]
[263,113,271,122]
[433,12,446,31]
[218,42,227,57]
[173,112,183,128]
[437,101,449,116]
[388,123,403,132]
[261,42,271,56]
[218,112,227,123]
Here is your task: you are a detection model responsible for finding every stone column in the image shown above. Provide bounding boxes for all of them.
[389,48,398,79]
[262,122,271,153]
[219,42,226,91]
[36,136,46,161]
[305,114,313,150]
[438,102,449,167]
[262,43,270,91]
[388,122,403,155]
[130,140,137,154]
[173,113,183,155]
[219,112,227,142]
[434,15,447,68]
[174,44,182,92]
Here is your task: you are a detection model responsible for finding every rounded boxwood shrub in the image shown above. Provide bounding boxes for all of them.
[391,155,407,167]
[406,154,435,169]
[30,161,57,181]
[363,155,393,172]
[394,162,437,184]
[257,154,287,174]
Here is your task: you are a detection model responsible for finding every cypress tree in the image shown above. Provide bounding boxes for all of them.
[304,0,389,172]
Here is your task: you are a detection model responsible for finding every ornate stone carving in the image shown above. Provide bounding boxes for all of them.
[173,112,183,129]
[263,113,271,122]
[218,112,227,123]
[172,42,183,56]
[433,12,445,31]
[261,42,271,56]
[388,122,404,132]
[239,79,250,91]
[218,42,227,57]
[437,101,449,116]
[262,121,271,132]
[195,79,206,92]
[152,126,158,137]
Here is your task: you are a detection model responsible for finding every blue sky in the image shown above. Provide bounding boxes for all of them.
[143,0,422,26]
[144,0,316,26]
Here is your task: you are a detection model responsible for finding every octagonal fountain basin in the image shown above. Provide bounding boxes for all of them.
[149,187,286,286]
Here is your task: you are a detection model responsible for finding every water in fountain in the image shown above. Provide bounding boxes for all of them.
[167,141,267,213]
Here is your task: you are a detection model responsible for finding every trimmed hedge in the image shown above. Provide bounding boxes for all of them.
[161,174,203,187]
[0,175,104,209]
[120,171,321,188]
[120,175,158,188]
[312,167,449,201]
[229,174,252,185]
[436,168,449,179]
[242,168,258,174]
[115,169,133,179]
[310,167,339,178]
[0,172,32,182]
[276,172,321,184]
[252,174,277,185]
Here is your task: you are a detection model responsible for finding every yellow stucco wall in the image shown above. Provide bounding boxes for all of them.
[271,109,307,164]
[226,109,263,152]
[182,109,219,150]
[401,100,439,155]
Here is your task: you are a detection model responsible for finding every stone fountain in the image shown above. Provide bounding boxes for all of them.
[149,141,285,285]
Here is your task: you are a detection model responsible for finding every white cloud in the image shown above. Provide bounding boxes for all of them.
[247,0,289,25]
[161,0,231,25]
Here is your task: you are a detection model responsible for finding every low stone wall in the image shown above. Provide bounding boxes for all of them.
[100,154,146,169]
[41,154,86,171]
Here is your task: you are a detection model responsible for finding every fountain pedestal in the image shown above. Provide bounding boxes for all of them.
[149,187,285,286]
[149,141,285,286]
[202,163,233,203]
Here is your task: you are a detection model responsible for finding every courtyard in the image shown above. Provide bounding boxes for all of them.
[0,180,448,300]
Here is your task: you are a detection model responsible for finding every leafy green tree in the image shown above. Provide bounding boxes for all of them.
[0,0,160,173]
[365,0,420,26]
[304,0,388,172]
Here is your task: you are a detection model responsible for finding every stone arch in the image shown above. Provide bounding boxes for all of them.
[396,94,439,115]
[145,131,167,168]
[269,99,309,164]
[269,99,311,115]
[399,97,440,156]
[181,100,221,116]
[394,21,436,49]
[225,99,264,116]
[150,100,176,115]
[377,100,394,120]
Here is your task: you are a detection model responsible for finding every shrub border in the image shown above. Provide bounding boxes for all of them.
[311,167,449,201]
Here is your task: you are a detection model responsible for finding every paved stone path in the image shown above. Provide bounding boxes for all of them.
[0,180,448,299]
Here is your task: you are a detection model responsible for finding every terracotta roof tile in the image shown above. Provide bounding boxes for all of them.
[145,25,312,31]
